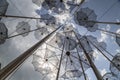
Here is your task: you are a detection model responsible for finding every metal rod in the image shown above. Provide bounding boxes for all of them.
[7,27,43,39]
[70,54,90,67]
[97,28,120,36]
[0,15,41,19]
[56,38,65,80]
[100,47,114,58]
[81,20,120,25]
[87,38,120,72]
[0,26,62,80]
[76,48,87,80]
[91,40,114,58]
[74,31,102,80]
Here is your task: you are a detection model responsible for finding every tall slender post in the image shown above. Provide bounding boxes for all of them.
[74,32,102,80]
[0,15,41,19]
[87,38,120,71]
[76,48,87,80]
[56,38,65,80]
[80,20,120,25]
[0,26,62,80]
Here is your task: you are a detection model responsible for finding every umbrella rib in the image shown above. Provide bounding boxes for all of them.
[41,71,49,80]
[69,55,82,71]
[48,61,58,70]
[70,54,90,66]
[48,54,61,58]
[5,27,43,39]
[7,13,41,36]
[45,43,64,52]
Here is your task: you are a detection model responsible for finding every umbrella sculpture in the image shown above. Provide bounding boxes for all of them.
[0,0,120,80]
[74,7,98,32]
[32,45,59,80]
[16,21,31,37]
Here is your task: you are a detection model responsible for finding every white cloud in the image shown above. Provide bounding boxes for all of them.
[116,49,120,53]
[99,32,107,42]
[100,69,107,76]
[116,29,120,33]
[93,49,100,60]
[99,25,111,42]
[116,19,120,22]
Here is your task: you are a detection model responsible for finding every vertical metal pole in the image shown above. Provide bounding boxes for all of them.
[87,38,120,71]
[74,32,102,80]
[76,48,87,80]
[0,15,41,19]
[0,26,62,80]
[56,38,65,80]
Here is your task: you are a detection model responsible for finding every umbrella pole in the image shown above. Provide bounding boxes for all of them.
[74,31,102,80]
[56,38,65,80]
[80,20,120,25]
[87,38,120,71]
[0,26,62,80]
[0,15,41,20]
[76,48,87,80]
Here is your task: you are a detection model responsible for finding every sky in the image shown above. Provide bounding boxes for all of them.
[0,0,120,80]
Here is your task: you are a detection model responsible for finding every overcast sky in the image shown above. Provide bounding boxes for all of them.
[0,0,120,80]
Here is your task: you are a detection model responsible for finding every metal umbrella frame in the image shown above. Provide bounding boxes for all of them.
[34,27,50,40]
[32,46,59,80]
[16,21,31,37]
[0,0,120,80]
